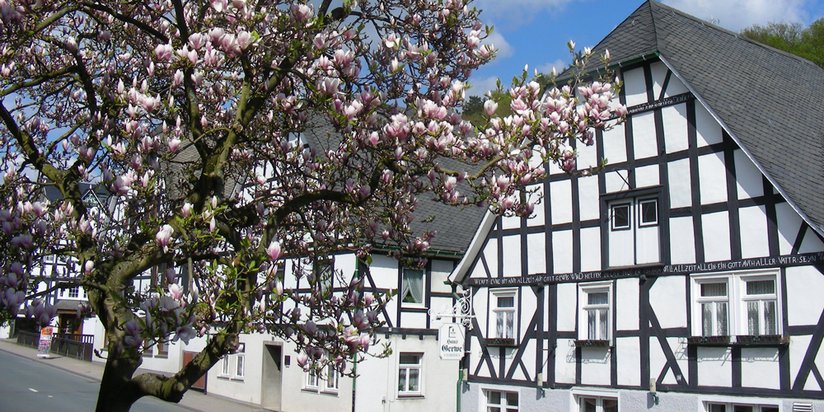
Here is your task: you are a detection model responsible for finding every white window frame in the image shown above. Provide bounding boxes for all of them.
[704,400,779,411]
[610,203,631,231]
[638,198,658,227]
[491,289,517,340]
[690,270,782,338]
[571,388,619,412]
[578,282,613,342]
[323,364,339,393]
[401,267,426,307]
[304,369,321,390]
[397,352,423,397]
[218,343,245,381]
[483,388,519,412]
[234,343,245,380]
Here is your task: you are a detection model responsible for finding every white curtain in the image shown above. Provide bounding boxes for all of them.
[402,269,423,303]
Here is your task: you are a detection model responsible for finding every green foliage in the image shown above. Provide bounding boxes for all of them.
[742,18,824,68]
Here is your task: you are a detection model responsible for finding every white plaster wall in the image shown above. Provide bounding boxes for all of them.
[662,104,689,153]
[605,169,630,193]
[602,122,627,165]
[634,165,660,188]
[580,347,611,386]
[786,266,824,326]
[669,216,696,264]
[616,337,641,387]
[734,149,764,199]
[206,334,270,406]
[502,234,521,277]
[663,72,689,97]
[790,334,813,389]
[482,239,498,278]
[526,232,546,275]
[739,205,769,258]
[697,152,727,204]
[799,230,824,254]
[632,112,659,160]
[616,278,640,331]
[430,259,454,295]
[556,338,576,384]
[702,211,731,262]
[667,158,692,208]
[552,230,573,274]
[648,276,686,329]
[650,61,668,99]
[501,213,521,230]
[550,179,572,224]
[740,347,780,389]
[473,288,489,339]
[578,175,600,221]
[776,202,803,255]
[695,103,723,147]
[578,137,598,170]
[555,283,577,332]
[623,66,648,107]
[579,227,601,272]
[696,347,732,387]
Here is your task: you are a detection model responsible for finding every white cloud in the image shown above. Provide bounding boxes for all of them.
[466,76,501,97]
[536,59,567,75]
[486,29,514,59]
[662,0,809,31]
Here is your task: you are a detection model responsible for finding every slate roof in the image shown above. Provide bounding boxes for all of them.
[589,1,824,235]
[302,117,487,255]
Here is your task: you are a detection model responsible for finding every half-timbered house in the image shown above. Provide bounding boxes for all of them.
[451,2,824,411]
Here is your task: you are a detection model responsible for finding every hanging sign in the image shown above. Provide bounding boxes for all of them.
[438,323,465,360]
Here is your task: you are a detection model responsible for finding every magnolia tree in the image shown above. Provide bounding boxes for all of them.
[0,0,623,410]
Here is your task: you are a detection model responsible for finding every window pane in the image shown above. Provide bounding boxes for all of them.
[599,309,609,340]
[761,407,779,412]
[746,279,775,295]
[236,355,244,376]
[408,368,419,391]
[400,354,420,365]
[398,369,407,391]
[717,302,728,335]
[603,399,618,412]
[496,312,504,338]
[489,391,501,404]
[588,292,608,305]
[641,200,658,224]
[702,303,713,336]
[764,301,777,335]
[402,269,424,304]
[747,301,760,335]
[498,296,515,307]
[588,310,597,340]
[580,397,597,412]
[701,282,727,297]
[612,205,630,229]
[709,404,726,412]
[733,406,753,412]
[505,312,514,338]
[488,408,501,412]
[505,392,518,406]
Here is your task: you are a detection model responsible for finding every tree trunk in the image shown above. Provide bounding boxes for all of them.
[95,353,144,412]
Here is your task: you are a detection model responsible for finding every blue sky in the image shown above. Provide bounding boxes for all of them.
[468,0,824,95]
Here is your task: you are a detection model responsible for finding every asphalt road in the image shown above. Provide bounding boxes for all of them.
[0,350,192,412]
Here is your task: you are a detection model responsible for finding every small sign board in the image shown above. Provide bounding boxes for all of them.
[37,326,54,358]
[438,323,465,360]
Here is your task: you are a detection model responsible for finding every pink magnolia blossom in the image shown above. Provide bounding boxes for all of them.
[155,224,174,252]
[266,240,282,261]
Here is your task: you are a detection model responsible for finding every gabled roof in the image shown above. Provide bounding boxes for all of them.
[590,0,824,235]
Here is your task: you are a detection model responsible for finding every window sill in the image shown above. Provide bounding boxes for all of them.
[486,338,518,347]
[687,335,789,346]
[574,339,611,348]
[397,394,424,399]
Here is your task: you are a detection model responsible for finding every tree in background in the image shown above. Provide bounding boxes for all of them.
[742,19,824,68]
[0,0,623,410]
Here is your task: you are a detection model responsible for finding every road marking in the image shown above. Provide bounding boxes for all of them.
[28,388,38,392]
